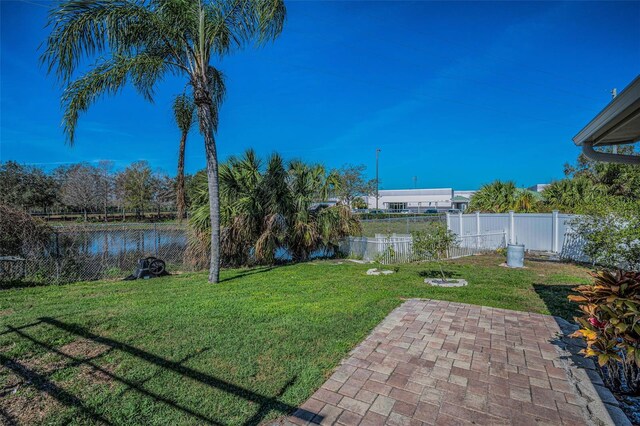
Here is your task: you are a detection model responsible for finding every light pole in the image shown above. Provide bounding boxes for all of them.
[375,148,381,211]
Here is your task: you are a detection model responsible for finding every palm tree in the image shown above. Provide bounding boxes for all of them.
[42,0,286,283]
[189,150,360,266]
[467,180,518,213]
[542,177,607,212]
[468,180,543,213]
[173,93,196,222]
[512,190,540,213]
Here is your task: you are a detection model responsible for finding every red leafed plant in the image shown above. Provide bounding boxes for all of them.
[569,270,640,394]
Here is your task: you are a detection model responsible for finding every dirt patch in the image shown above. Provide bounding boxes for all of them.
[0,392,62,425]
[58,339,110,359]
[0,309,14,317]
[75,364,115,388]
[0,356,65,425]
[19,354,66,376]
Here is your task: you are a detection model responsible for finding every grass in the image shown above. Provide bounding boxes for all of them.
[359,218,441,237]
[0,254,591,425]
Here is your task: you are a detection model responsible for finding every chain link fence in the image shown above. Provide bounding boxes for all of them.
[1,223,193,285]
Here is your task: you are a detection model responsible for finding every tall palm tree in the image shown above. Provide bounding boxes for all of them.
[42,0,286,283]
[172,93,197,222]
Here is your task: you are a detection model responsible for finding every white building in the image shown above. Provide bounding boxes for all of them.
[528,184,549,192]
[363,188,476,212]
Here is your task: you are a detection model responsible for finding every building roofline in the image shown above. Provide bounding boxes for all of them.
[573,75,640,147]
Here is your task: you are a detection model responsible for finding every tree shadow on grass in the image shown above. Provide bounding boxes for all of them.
[219,265,279,283]
[532,283,581,322]
[2,318,317,425]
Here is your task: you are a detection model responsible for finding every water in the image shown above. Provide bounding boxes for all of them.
[51,225,331,264]
[53,227,188,257]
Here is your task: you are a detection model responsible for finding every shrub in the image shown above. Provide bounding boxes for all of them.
[569,270,640,394]
[0,204,51,257]
[572,199,640,271]
[412,223,459,282]
[0,204,52,282]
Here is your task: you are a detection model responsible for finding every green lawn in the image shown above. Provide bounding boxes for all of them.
[0,254,590,425]
[359,218,441,237]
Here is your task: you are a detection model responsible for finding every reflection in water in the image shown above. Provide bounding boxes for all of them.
[21,226,335,284]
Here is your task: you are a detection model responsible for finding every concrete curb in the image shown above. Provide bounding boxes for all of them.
[554,317,632,426]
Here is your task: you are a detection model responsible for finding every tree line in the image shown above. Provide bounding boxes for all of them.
[0,160,187,221]
[0,159,374,222]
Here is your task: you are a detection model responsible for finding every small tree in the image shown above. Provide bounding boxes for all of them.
[0,162,59,212]
[334,164,375,207]
[95,160,115,221]
[58,163,100,221]
[412,223,459,282]
[116,161,154,218]
[352,197,367,210]
[150,172,176,218]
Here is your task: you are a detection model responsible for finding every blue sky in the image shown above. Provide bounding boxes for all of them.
[1,1,639,190]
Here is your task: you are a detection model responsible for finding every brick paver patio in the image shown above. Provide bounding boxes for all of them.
[284,299,599,425]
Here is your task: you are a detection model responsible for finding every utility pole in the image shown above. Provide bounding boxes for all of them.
[375,148,381,210]
[612,88,618,154]
[413,176,417,188]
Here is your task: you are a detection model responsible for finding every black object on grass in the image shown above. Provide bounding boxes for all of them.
[124,257,168,280]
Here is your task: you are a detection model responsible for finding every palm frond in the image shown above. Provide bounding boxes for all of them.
[42,0,157,81]
[61,53,169,143]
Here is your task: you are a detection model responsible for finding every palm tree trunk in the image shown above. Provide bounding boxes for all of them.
[176,132,187,222]
[194,88,220,283]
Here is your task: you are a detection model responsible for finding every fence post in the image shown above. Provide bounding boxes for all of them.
[475,211,481,248]
[445,212,451,231]
[552,210,559,253]
[154,223,158,256]
[54,230,61,282]
[509,210,515,244]
[458,211,463,236]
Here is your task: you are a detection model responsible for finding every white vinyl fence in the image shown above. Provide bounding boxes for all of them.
[340,232,506,264]
[446,211,589,262]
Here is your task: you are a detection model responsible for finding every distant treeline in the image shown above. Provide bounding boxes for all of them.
[0,160,202,221]
[0,159,378,222]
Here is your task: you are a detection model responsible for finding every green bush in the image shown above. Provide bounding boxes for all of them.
[572,199,640,271]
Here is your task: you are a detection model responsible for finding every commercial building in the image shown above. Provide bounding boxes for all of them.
[363,188,476,212]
